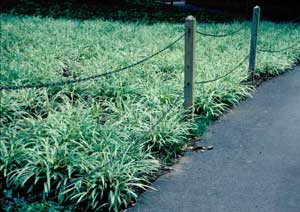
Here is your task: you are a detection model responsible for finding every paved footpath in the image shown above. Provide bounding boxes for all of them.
[129,67,300,212]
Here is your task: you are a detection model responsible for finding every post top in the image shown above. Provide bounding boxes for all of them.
[254,5,260,9]
[186,15,196,21]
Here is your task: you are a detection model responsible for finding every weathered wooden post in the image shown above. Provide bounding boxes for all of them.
[184,16,196,120]
[248,6,260,78]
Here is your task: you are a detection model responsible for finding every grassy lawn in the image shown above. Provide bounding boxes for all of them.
[1,3,299,211]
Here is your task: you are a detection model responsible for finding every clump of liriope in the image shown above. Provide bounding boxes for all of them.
[1,99,153,211]
[1,91,190,211]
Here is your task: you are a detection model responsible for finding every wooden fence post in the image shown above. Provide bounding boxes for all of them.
[248,6,260,78]
[184,16,196,120]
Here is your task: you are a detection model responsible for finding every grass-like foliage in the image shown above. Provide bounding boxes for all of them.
[1,11,299,211]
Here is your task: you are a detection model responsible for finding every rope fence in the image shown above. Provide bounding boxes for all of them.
[196,25,246,37]
[0,10,298,93]
[258,40,300,53]
[0,7,299,129]
[1,5,299,126]
[196,54,249,84]
[0,34,184,91]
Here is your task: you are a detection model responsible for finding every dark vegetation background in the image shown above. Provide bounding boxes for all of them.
[1,0,299,22]
[187,0,299,20]
[1,0,240,23]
